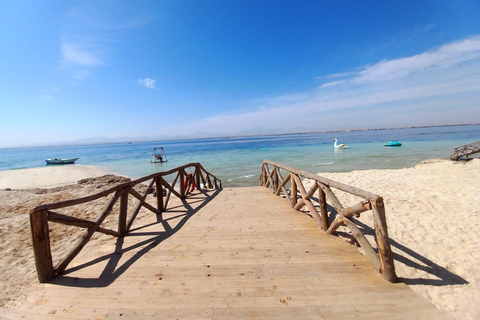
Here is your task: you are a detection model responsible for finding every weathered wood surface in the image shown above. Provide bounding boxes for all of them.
[30,163,221,212]
[260,160,397,282]
[48,211,121,237]
[54,190,123,275]
[264,160,379,200]
[29,210,54,283]
[11,187,451,319]
[30,162,221,283]
[450,139,480,160]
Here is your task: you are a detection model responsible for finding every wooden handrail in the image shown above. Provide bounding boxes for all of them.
[259,160,397,283]
[450,140,480,161]
[262,160,379,200]
[30,163,221,283]
[30,163,217,212]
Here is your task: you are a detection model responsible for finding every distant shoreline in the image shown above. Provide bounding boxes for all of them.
[2,123,479,150]
[217,123,480,139]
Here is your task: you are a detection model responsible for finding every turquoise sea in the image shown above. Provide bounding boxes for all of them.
[0,125,479,187]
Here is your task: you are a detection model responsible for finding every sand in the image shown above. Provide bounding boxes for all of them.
[0,165,113,189]
[0,173,137,310]
[0,159,478,319]
[303,158,480,320]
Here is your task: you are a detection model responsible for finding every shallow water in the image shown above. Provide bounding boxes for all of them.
[0,125,478,187]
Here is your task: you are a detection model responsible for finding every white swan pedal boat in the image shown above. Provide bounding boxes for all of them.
[334,138,349,149]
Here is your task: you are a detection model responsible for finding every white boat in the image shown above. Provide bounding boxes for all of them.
[45,158,79,165]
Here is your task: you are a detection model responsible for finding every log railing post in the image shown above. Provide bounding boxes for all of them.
[199,168,207,188]
[371,198,397,282]
[156,177,164,212]
[264,164,273,189]
[30,210,55,283]
[259,165,263,186]
[207,174,212,189]
[179,170,185,198]
[291,173,297,207]
[317,183,329,231]
[262,164,267,186]
[118,187,129,235]
[273,168,279,192]
[195,165,201,190]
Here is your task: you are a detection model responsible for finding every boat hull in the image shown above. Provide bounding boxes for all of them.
[45,158,79,165]
[384,141,402,147]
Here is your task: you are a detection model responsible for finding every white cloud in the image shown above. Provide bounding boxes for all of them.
[138,78,157,89]
[315,71,358,81]
[323,37,480,87]
[160,35,480,136]
[58,41,103,82]
[61,42,102,67]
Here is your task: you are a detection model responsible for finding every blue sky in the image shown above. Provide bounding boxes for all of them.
[1,1,479,147]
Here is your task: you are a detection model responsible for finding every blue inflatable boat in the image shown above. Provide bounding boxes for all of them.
[384,141,402,147]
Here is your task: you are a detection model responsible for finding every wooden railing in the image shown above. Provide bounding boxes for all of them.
[450,140,480,160]
[30,163,221,283]
[259,160,397,282]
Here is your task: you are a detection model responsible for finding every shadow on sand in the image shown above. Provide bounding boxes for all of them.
[305,200,468,286]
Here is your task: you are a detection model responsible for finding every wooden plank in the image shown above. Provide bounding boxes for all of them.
[48,211,120,237]
[12,187,451,320]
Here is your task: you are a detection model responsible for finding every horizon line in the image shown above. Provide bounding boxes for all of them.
[1,122,479,150]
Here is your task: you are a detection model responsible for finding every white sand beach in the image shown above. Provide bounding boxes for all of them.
[0,165,112,190]
[0,169,136,313]
[304,158,480,320]
[0,159,478,319]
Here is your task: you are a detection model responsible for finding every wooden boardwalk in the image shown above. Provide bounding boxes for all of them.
[451,139,480,160]
[4,187,450,319]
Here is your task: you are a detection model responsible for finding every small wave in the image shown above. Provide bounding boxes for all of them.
[313,162,334,166]
[227,174,256,182]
